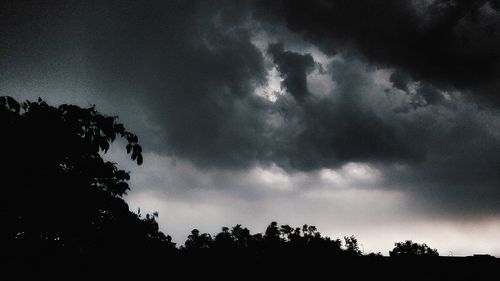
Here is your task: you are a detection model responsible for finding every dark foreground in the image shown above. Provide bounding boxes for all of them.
[2,254,499,280]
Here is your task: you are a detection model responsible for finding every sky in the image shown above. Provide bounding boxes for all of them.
[2,0,500,256]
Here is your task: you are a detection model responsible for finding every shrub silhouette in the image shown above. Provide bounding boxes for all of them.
[389,240,439,257]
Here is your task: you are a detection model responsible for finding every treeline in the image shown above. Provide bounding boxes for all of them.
[181,223,362,257]
[177,222,437,258]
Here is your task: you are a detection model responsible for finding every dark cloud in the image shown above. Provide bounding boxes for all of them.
[266,57,427,171]
[256,0,500,105]
[382,103,500,217]
[267,43,315,101]
[251,0,500,216]
[389,70,412,93]
[1,0,272,168]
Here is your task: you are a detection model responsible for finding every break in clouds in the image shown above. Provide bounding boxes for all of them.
[2,0,500,237]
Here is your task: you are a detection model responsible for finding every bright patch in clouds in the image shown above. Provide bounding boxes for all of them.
[255,66,284,102]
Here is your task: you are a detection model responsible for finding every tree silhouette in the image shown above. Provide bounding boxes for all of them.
[344,235,362,256]
[389,240,439,257]
[183,229,213,252]
[0,96,174,279]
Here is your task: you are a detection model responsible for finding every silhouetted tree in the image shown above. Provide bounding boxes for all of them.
[344,235,362,256]
[264,221,282,242]
[183,229,213,252]
[389,240,439,257]
[0,97,174,278]
[231,224,252,249]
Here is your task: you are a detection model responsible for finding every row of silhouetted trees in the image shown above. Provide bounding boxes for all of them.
[178,222,437,257]
[1,97,439,279]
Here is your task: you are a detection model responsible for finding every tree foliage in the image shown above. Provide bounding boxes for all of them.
[389,240,439,257]
[0,96,174,278]
[179,222,356,260]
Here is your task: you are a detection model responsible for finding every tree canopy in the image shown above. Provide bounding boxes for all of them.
[389,240,439,257]
[0,96,174,279]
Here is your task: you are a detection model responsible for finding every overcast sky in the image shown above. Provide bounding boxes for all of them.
[2,0,500,256]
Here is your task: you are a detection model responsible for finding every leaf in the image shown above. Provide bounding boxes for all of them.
[137,154,143,165]
[133,144,142,154]
[114,123,125,134]
[129,134,138,143]
[100,139,109,153]
[114,182,130,196]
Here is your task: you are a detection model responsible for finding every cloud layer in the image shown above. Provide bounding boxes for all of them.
[2,0,500,240]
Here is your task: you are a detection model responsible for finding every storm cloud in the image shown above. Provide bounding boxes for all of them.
[2,0,500,253]
[256,0,500,104]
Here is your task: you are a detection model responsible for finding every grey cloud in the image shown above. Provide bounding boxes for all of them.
[389,70,444,107]
[268,52,500,215]
[1,0,272,168]
[267,43,315,101]
[268,57,428,170]
[255,0,500,105]
[381,103,500,217]
[389,70,412,93]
